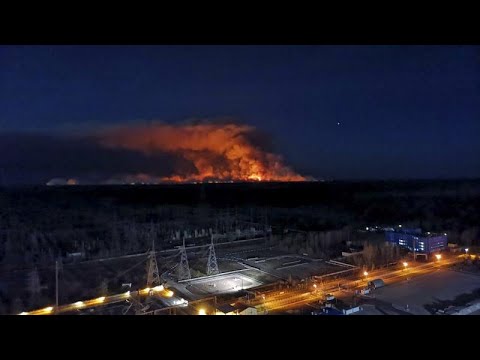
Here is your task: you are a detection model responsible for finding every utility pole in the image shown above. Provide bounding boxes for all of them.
[55,260,59,311]
[413,237,416,261]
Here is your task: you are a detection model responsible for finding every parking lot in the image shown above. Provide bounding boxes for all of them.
[356,269,480,315]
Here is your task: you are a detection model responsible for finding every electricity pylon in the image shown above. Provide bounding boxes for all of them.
[147,240,161,287]
[207,235,219,276]
[178,237,191,280]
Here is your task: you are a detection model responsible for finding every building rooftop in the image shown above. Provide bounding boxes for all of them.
[216,304,236,314]
[232,303,253,312]
[386,228,447,238]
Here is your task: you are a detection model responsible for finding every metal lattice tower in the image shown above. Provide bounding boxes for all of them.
[178,237,191,280]
[123,293,151,315]
[207,235,219,276]
[147,240,161,287]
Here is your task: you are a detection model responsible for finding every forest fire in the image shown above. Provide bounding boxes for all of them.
[98,122,307,183]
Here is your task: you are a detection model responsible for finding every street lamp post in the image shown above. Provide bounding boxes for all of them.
[363,271,368,284]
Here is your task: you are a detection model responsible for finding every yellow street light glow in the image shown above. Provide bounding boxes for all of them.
[74,301,84,307]
[363,271,368,276]
[96,296,106,303]
[403,262,408,267]
[313,284,317,288]
[152,285,164,292]
[142,287,151,293]
[435,254,442,260]
[124,291,131,297]
[198,308,206,315]
[19,312,28,315]
[165,290,174,297]
[43,306,53,313]
[465,248,469,253]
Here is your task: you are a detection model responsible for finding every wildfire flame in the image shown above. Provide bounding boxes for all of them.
[98,122,307,183]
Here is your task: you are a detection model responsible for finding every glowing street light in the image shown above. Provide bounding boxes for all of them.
[74,301,84,308]
[152,285,164,292]
[363,271,369,283]
[435,254,442,260]
[313,284,317,288]
[141,287,151,294]
[43,306,54,313]
[198,308,206,315]
[465,248,469,254]
[19,312,28,315]
[95,296,106,303]
[403,262,408,268]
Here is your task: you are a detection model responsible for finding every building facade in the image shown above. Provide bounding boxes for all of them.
[385,227,447,254]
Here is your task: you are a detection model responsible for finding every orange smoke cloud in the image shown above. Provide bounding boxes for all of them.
[97,121,307,183]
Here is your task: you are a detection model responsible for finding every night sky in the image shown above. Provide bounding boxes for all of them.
[1,45,479,183]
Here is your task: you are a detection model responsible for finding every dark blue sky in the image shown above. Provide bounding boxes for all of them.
[1,45,479,181]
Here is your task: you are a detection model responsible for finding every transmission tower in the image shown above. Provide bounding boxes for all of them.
[123,294,151,315]
[178,237,191,280]
[147,240,161,287]
[207,235,219,276]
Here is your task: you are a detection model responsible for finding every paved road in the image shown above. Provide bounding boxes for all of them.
[244,255,462,313]
[20,285,182,315]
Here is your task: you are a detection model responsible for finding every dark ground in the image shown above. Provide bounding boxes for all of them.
[1,179,480,314]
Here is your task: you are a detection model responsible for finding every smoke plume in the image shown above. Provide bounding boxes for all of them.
[97,121,306,183]
[0,120,308,185]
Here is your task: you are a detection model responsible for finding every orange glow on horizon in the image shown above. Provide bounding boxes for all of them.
[98,122,307,183]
